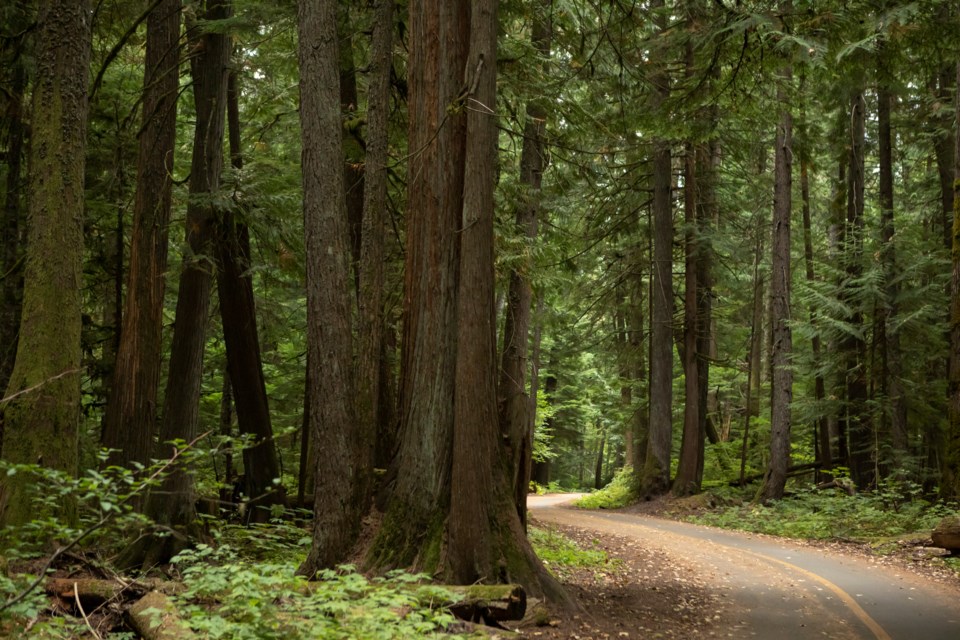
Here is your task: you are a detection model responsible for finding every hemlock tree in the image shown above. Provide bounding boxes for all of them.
[0,0,92,527]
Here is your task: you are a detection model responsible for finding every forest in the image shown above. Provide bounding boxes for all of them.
[1,0,960,637]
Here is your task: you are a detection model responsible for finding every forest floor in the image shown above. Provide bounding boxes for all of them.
[516,497,960,640]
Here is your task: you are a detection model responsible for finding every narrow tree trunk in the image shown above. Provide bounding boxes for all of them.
[800,155,831,475]
[761,63,793,503]
[593,432,606,490]
[876,49,908,470]
[675,139,701,496]
[498,2,551,526]
[123,0,231,568]
[0,0,92,527]
[845,91,872,490]
[297,0,363,573]
[943,62,960,500]
[101,0,181,471]
[740,228,764,486]
[0,34,28,407]
[643,0,673,495]
[338,5,365,291]
[216,69,286,521]
[357,0,394,501]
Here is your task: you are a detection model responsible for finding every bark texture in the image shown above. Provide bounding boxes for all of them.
[498,2,550,526]
[761,68,794,503]
[944,62,960,500]
[0,0,91,527]
[216,69,285,520]
[122,0,231,568]
[102,0,181,471]
[298,0,364,573]
[367,0,467,571]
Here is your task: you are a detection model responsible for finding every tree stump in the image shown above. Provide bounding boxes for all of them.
[931,516,960,555]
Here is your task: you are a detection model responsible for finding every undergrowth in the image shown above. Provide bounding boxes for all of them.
[689,482,956,541]
[574,468,637,509]
[169,545,466,640]
[528,526,619,580]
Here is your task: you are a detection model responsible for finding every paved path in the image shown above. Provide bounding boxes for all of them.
[529,494,960,639]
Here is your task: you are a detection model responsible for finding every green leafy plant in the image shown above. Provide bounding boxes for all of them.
[529,526,619,580]
[169,545,467,639]
[575,467,637,509]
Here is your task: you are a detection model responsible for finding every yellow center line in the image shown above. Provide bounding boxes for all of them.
[545,509,892,640]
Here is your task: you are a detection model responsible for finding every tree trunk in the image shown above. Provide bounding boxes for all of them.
[122,0,231,568]
[800,153,831,475]
[101,0,181,471]
[0,0,92,527]
[297,0,363,573]
[357,0,393,499]
[675,138,701,496]
[367,0,467,572]
[740,228,764,486]
[844,90,872,490]
[643,0,673,496]
[216,69,286,521]
[760,63,793,503]
[498,2,550,527]
[338,5,365,290]
[0,17,29,410]
[876,47,909,471]
[944,61,960,500]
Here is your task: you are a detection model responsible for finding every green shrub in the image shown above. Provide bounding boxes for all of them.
[575,467,636,509]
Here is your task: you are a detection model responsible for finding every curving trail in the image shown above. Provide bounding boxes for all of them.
[529,494,960,639]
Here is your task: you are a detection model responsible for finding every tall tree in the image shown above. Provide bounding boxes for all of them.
[215,68,286,520]
[357,0,394,498]
[944,61,960,500]
[674,135,702,496]
[121,0,231,568]
[0,1,30,406]
[761,55,794,503]
[101,0,181,471]
[0,0,92,526]
[641,0,673,497]
[368,0,467,573]
[498,3,551,527]
[844,89,872,489]
[875,39,908,470]
[297,0,363,573]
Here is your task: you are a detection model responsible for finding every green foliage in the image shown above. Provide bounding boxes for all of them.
[690,485,955,541]
[575,467,637,509]
[170,545,466,639]
[528,526,618,580]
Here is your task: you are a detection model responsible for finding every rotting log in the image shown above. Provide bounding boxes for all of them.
[424,584,527,625]
[45,577,183,606]
[127,591,197,640]
[728,462,822,487]
[931,516,960,555]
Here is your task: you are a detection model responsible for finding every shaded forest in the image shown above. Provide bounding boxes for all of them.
[2,0,960,635]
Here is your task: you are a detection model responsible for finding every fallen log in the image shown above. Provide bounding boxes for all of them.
[45,576,183,607]
[931,516,960,555]
[729,462,822,487]
[127,591,197,640]
[422,584,527,625]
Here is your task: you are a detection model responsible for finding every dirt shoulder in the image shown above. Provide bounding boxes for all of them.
[518,518,729,639]
[518,496,960,639]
